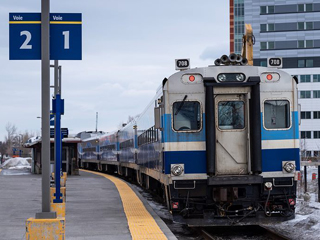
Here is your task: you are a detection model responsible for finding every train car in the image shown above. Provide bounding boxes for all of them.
[80,55,300,226]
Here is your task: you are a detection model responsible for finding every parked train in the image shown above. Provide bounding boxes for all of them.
[79,55,300,226]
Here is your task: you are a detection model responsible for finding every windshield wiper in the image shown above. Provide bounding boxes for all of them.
[175,95,188,115]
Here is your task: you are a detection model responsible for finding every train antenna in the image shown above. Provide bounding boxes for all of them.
[96,112,98,132]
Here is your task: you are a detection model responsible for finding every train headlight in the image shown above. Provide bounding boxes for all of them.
[283,161,295,173]
[171,164,184,176]
[217,73,246,82]
[217,74,227,82]
[235,73,245,81]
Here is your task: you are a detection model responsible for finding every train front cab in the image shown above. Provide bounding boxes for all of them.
[165,67,299,225]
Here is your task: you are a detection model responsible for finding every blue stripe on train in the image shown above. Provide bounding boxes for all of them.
[163,148,300,174]
[164,151,207,174]
[261,112,299,140]
[262,148,300,171]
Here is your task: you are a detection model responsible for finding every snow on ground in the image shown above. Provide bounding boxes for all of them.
[265,166,320,240]
[0,157,31,170]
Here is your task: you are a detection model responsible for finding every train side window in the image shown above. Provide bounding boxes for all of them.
[218,101,245,130]
[264,100,290,129]
[173,101,201,131]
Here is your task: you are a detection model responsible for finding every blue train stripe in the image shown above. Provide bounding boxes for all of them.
[261,112,299,140]
[262,148,300,171]
[164,151,206,174]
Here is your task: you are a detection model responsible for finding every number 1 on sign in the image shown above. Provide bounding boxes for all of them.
[63,31,69,49]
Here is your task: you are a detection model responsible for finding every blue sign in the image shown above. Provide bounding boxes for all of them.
[9,13,82,60]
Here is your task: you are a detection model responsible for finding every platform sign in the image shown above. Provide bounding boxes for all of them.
[9,13,82,60]
[9,13,41,60]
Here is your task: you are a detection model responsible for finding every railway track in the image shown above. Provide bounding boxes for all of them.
[195,225,290,240]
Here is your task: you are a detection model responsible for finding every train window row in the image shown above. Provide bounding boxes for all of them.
[100,144,115,151]
[119,139,133,150]
[173,101,201,131]
[83,147,96,152]
[138,126,158,146]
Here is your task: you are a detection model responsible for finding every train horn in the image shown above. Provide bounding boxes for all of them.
[229,53,237,63]
[214,58,222,66]
[236,54,243,63]
[220,55,230,64]
[240,58,248,65]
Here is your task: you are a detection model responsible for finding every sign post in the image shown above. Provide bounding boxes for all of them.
[35,0,56,219]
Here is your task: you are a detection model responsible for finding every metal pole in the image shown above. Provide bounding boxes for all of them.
[36,0,56,219]
[304,165,307,193]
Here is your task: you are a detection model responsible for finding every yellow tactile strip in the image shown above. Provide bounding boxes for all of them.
[80,169,168,240]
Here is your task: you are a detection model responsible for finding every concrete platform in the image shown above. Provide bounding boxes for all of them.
[0,169,177,240]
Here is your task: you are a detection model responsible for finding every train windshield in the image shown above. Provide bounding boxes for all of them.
[173,101,201,131]
[218,101,245,130]
[264,100,290,129]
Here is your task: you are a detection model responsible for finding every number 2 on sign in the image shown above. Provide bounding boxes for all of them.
[20,31,32,49]
[19,30,70,50]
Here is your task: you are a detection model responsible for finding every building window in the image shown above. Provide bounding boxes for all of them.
[261,42,267,50]
[301,131,311,139]
[297,22,304,30]
[301,111,311,119]
[260,6,267,14]
[268,23,275,31]
[314,111,320,119]
[300,91,311,98]
[306,40,313,48]
[260,61,267,67]
[313,91,320,98]
[306,59,314,68]
[300,75,311,83]
[313,75,320,82]
[314,131,320,139]
[306,4,313,12]
[298,60,305,68]
[306,22,313,30]
[314,151,320,157]
[260,24,267,32]
[268,42,275,49]
[268,6,275,14]
[264,100,290,129]
[298,40,305,48]
[298,4,304,12]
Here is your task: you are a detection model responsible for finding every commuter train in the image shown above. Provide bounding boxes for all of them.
[79,55,300,226]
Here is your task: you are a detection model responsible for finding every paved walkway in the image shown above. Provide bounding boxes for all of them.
[0,169,176,240]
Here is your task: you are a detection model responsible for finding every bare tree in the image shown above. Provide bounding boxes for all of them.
[4,122,17,155]
[0,141,7,163]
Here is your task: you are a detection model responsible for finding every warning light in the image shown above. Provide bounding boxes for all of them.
[289,199,295,206]
[189,75,195,82]
[266,74,273,80]
[172,202,179,209]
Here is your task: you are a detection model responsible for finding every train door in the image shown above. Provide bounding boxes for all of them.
[215,94,249,175]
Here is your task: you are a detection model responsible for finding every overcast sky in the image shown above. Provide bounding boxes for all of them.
[0,0,229,141]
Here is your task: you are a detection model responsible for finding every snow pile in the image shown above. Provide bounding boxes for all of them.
[265,166,320,240]
[0,157,31,170]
